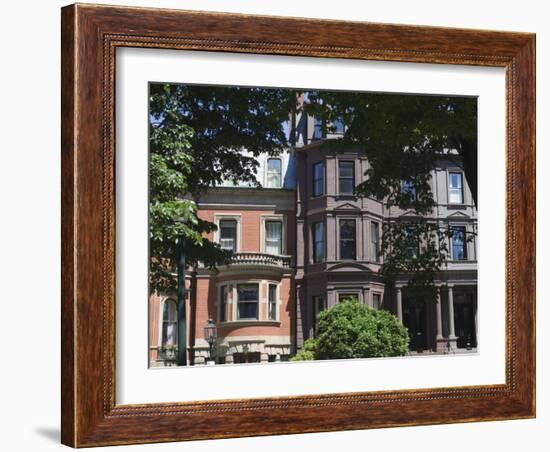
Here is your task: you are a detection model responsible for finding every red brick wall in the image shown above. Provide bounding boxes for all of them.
[198,208,295,255]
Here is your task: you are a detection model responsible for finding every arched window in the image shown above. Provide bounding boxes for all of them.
[161,299,177,347]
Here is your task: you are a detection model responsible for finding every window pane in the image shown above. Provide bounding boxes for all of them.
[237,284,258,319]
[340,241,356,260]
[162,300,177,346]
[313,222,325,262]
[238,303,258,319]
[371,221,380,261]
[452,227,467,260]
[339,293,358,303]
[219,286,226,322]
[312,296,325,334]
[269,284,277,302]
[237,285,258,300]
[403,179,417,201]
[339,161,354,194]
[339,178,354,194]
[267,158,281,173]
[267,158,282,188]
[449,172,463,188]
[448,173,464,203]
[313,162,324,196]
[313,118,324,140]
[405,226,419,259]
[339,161,353,178]
[339,220,356,260]
[219,220,237,251]
[163,300,176,322]
[373,293,381,309]
[265,221,282,254]
[268,284,277,320]
[340,220,355,239]
[332,119,345,134]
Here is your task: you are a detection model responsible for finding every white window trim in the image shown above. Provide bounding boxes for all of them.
[214,213,242,253]
[447,169,466,205]
[260,214,286,255]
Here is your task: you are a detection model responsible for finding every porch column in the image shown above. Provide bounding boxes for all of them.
[396,287,403,322]
[447,285,458,351]
[435,286,446,352]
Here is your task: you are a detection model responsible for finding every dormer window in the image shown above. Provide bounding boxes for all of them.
[266,158,282,188]
[448,172,464,204]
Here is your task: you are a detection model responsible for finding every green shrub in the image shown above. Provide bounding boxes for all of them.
[290,338,318,361]
[315,299,409,359]
[290,350,316,361]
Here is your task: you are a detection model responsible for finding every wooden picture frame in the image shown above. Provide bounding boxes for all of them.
[61,3,535,447]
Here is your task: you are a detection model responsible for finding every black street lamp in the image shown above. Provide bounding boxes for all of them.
[204,318,217,364]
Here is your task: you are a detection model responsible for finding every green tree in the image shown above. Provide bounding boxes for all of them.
[149,84,297,293]
[314,299,409,359]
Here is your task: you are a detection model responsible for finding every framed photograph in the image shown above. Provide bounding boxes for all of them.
[61,3,535,447]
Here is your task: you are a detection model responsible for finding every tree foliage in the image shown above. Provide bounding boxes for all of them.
[314,299,409,359]
[305,92,477,209]
[149,85,477,300]
[305,92,477,302]
[148,84,297,293]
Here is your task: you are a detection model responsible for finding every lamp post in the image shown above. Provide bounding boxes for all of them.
[176,232,187,366]
[204,318,217,364]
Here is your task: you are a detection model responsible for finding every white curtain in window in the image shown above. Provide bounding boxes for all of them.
[265,221,282,255]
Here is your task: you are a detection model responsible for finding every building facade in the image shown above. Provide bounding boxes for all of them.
[149,112,478,366]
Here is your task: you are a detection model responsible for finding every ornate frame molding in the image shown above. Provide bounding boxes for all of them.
[61,4,535,447]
